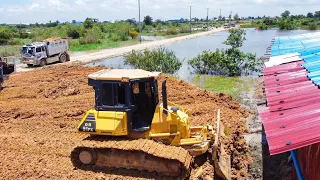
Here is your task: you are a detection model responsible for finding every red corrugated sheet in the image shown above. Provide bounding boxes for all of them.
[260,61,320,155]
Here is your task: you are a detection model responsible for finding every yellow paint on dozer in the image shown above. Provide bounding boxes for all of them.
[75,106,231,179]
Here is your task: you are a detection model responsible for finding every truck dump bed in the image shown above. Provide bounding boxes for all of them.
[43,38,68,57]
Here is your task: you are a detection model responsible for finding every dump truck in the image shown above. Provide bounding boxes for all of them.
[71,69,231,179]
[0,57,15,90]
[21,38,69,67]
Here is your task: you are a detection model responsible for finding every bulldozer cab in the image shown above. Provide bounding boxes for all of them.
[88,69,161,132]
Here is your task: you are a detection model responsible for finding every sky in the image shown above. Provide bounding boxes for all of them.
[0,0,319,24]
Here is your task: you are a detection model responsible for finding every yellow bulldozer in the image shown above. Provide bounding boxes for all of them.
[71,69,231,179]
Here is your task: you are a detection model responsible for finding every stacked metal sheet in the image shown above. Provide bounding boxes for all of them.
[260,32,320,155]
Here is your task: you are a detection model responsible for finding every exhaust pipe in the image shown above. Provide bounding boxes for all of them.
[162,79,168,115]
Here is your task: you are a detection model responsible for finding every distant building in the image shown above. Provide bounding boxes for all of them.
[71,20,83,25]
[103,21,109,24]
[167,18,184,23]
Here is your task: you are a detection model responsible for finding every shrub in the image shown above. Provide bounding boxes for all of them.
[115,28,129,41]
[278,18,299,30]
[257,23,268,30]
[156,24,163,31]
[7,39,21,45]
[188,29,263,76]
[63,24,81,39]
[124,47,182,74]
[69,39,80,48]
[165,27,178,35]
[119,33,129,41]
[110,34,120,42]
[114,22,131,41]
[308,22,318,30]
[79,28,101,44]
[179,25,190,33]
[0,26,19,45]
[129,31,139,39]
[19,31,29,39]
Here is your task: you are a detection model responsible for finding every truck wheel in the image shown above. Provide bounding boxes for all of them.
[39,59,46,67]
[27,64,33,67]
[59,53,67,63]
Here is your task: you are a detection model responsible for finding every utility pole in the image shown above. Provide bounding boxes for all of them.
[206,8,209,31]
[220,9,222,20]
[188,6,192,33]
[230,11,232,26]
[138,0,142,44]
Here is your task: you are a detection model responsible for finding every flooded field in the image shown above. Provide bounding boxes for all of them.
[87,28,315,81]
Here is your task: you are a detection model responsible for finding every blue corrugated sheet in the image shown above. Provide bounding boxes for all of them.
[270,32,320,85]
[271,32,320,56]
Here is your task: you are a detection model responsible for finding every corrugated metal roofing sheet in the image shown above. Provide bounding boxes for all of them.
[261,32,320,155]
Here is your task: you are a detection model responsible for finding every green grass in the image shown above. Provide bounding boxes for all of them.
[0,45,21,56]
[191,75,256,100]
[141,31,156,36]
[70,38,139,52]
[70,29,207,52]
[0,39,32,57]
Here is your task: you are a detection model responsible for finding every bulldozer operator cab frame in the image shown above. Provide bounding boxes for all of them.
[89,77,159,132]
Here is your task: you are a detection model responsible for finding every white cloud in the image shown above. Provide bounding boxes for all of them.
[28,3,40,10]
[48,0,64,7]
[254,0,264,4]
[74,0,86,6]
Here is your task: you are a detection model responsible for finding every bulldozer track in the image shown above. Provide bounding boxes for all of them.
[71,137,192,179]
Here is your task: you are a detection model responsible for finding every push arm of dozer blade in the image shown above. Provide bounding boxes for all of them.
[0,66,3,90]
[212,109,231,180]
[0,66,3,80]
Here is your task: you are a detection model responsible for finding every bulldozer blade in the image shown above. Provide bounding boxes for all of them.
[213,109,231,180]
[213,144,231,180]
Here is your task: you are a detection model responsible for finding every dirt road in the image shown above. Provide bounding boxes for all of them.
[16,27,230,72]
[70,27,228,63]
[0,64,251,179]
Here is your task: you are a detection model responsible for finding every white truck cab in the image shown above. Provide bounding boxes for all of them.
[21,38,69,67]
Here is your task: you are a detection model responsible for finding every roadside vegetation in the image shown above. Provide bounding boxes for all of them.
[241,10,320,30]
[0,16,217,57]
[124,47,182,74]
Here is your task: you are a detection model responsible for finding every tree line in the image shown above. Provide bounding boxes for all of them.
[242,10,320,30]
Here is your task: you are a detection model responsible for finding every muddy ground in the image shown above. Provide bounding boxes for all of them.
[0,64,252,179]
